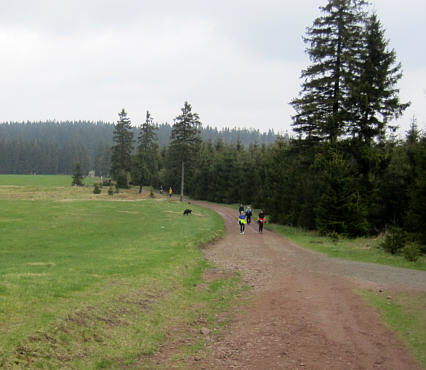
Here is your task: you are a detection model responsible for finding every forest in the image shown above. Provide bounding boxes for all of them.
[1,0,425,252]
[0,121,277,176]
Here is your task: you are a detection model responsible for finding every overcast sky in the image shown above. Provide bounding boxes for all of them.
[1,0,425,135]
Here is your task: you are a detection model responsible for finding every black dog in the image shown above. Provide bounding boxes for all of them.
[183,209,192,215]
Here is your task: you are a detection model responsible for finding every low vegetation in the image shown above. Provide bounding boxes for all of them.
[358,290,426,369]
[266,223,426,271]
[0,175,242,368]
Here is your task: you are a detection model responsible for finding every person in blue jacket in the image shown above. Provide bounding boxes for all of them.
[245,206,252,224]
[238,211,247,234]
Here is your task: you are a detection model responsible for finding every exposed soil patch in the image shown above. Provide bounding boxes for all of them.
[203,268,237,282]
[192,202,424,369]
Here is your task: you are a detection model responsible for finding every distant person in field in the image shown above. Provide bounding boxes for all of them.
[257,210,265,233]
[245,206,252,224]
[169,187,173,198]
[239,211,247,234]
[160,185,163,194]
[238,203,244,215]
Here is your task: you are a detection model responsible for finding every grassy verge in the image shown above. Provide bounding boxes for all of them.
[0,176,242,368]
[358,290,426,369]
[266,223,426,271]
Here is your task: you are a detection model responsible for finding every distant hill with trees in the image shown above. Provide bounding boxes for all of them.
[0,120,278,175]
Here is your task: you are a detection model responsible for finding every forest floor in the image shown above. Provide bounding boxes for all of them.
[185,202,425,369]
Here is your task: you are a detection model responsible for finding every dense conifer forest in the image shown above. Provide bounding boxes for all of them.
[0,121,277,175]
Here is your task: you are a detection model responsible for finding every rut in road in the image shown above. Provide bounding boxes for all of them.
[195,202,423,370]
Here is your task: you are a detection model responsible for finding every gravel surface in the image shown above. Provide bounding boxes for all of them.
[193,201,424,370]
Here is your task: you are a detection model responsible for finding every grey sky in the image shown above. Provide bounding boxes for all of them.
[1,0,425,135]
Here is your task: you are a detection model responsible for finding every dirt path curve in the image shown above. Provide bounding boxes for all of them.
[195,202,424,370]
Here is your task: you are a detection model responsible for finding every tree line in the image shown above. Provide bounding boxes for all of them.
[107,106,424,249]
[107,0,424,251]
[0,121,277,176]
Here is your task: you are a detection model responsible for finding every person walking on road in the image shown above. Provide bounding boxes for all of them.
[258,210,265,233]
[239,211,247,234]
[245,206,252,224]
[238,203,244,215]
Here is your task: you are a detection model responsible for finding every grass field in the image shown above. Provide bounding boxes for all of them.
[0,175,242,368]
[0,174,99,201]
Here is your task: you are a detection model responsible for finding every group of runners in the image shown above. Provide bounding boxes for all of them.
[238,204,265,234]
[159,188,265,234]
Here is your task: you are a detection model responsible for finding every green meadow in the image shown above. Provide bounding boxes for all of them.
[0,175,241,368]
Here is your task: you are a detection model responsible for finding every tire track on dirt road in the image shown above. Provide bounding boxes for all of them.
[195,201,423,370]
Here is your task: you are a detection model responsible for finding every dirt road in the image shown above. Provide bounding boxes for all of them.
[196,202,424,369]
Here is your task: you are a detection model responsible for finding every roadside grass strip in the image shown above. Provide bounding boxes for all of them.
[358,290,426,369]
[266,223,426,271]
[0,181,242,368]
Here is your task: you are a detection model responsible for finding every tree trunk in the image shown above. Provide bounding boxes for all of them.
[180,160,184,201]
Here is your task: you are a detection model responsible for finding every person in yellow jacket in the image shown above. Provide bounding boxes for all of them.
[239,211,247,234]
[169,187,173,199]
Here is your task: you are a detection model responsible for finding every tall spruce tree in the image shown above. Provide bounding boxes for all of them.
[169,102,202,201]
[291,0,368,143]
[132,111,159,193]
[349,14,410,143]
[110,109,134,188]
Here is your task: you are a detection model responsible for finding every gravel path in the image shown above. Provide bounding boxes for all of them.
[268,233,426,291]
[194,201,424,369]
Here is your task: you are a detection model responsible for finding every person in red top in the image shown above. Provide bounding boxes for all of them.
[257,210,265,233]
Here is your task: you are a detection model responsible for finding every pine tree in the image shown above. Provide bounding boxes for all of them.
[405,122,426,244]
[110,109,134,188]
[291,0,368,143]
[71,162,84,186]
[349,14,410,143]
[132,111,159,193]
[169,102,202,201]
[189,141,214,200]
[314,147,368,236]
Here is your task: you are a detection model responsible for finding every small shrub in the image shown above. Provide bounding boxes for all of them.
[108,186,114,196]
[403,243,421,262]
[93,183,102,194]
[328,231,339,244]
[380,226,406,255]
[116,170,129,189]
[102,178,111,186]
[150,186,155,198]
[71,163,84,186]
